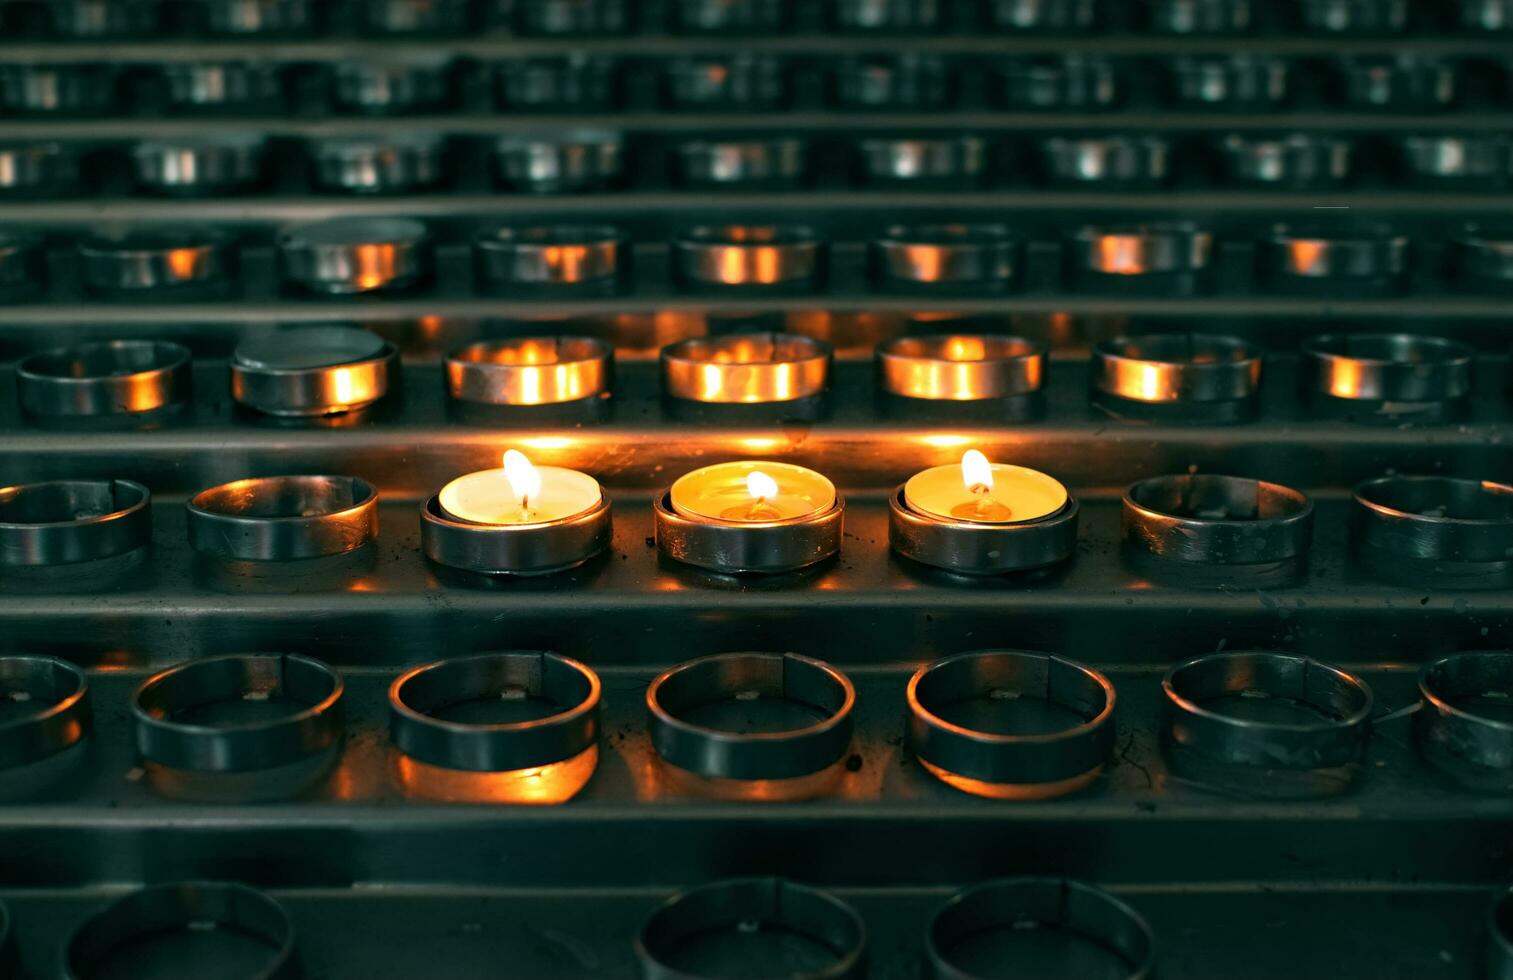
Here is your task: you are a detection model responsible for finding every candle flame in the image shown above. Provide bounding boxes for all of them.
[961,450,994,493]
[503,449,543,508]
[746,470,779,502]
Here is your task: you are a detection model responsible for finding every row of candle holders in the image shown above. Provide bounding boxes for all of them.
[3,221,1512,300]
[7,52,1513,118]
[4,0,1512,37]
[2,647,1511,804]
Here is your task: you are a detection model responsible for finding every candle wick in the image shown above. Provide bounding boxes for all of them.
[519,493,531,519]
[747,495,767,519]
[969,483,1010,519]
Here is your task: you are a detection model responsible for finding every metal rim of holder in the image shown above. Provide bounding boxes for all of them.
[17,340,192,418]
[925,877,1155,980]
[0,656,92,770]
[1300,333,1474,404]
[419,490,613,576]
[652,489,844,575]
[1352,475,1513,564]
[671,225,827,292]
[646,652,856,782]
[1122,474,1315,566]
[187,475,379,562]
[445,335,614,406]
[875,334,1045,401]
[78,229,238,292]
[388,651,601,773]
[868,223,1023,290]
[660,332,831,404]
[1415,651,1513,776]
[888,488,1079,576]
[473,224,630,291]
[277,216,433,295]
[231,344,398,418]
[132,654,345,774]
[63,881,298,980]
[0,478,152,567]
[1161,651,1374,770]
[1092,333,1262,412]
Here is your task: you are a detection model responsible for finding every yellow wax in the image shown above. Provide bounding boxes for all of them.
[670,461,836,524]
[439,451,601,526]
[904,452,1067,525]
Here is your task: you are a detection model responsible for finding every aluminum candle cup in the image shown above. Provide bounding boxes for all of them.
[672,227,827,293]
[1040,135,1171,188]
[1415,652,1513,787]
[993,55,1120,111]
[1336,55,1456,112]
[832,53,950,110]
[64,883,298,980]
[79,229,237,295]
[1146,0,1253,32]
[516,0,633,34]
[188,475,379,561]
[132,653,345,775]
[1449,225,1513,293]
[492,131,624,193]
[17,341,192,418]
[0,656,91,769]
[1167,54,1290,110]
[232,328,397,417]
[676,138,808,190]
[987,0,1099,30]
[907,652,1114,799]
[832,0,945,30]
[1092,335,1262,422]
[0,63,117,116]
[856,136,987,188]
[1398,135,1513,190]
[1066,224,1213,295]
[446,336,613,406]
[331,55,454,115]
[201,0,320,35]
[0,141,79,195]
[661,334,831,403]
[647,653,856,795]
[1258,223,1410,296]
[1297,0,1408,32]
[877,335,1044,402]
[663,54,789,111]
[495,55,619,111]
[1300,333,1473,423]
[132,135,266,196]
[671,0,792,32]
[1123,474,1314,568]
[869,225,1022,293]
[310,134,446,195]
[926,879,1154,980]
[160,61,285,114]
[1219,133,1352,189]
[1162,652,1372,771]
[0,479,151,566]
[637,879,867,980]
[361,0,475,34]
[1351,475,1513,577]
[279,217,432,295]
[473,225,628,294]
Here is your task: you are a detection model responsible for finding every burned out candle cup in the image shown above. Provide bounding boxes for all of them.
[188,476,379,561]
[132,135,266,197]
[132,653,344,801]
[647,653,856,798]
[310,133,446,195]
[279,216,433,295]
[908,652,1113,799]
[1335,55,1456,113]
[654,461,843,575]
[1300,333,1474,424]
[676,138,808,190]
[0,656,91,771]
[869,224,1023,294]
[1039,135,1172,189]
[0,141,80,196]
[1166,54,1290,111]
[1219,133,1352,190]
[1145,0,1254,33]
[64,883,298,980]
[516,0,633,34]
[0,479,151,566]
[638,879,866,979]
[986,0,1099,31]
[361,0,476,34]
[1296,0,1408,32]
[856,136,988,189]
[46,0,159,37]
[671,0,792,31]
[832,0,945,30]
[927,879,1154,980]
[0,230,46,301]
[495,55,620,112]
[1258,223,1410,297]
[79,228,238,297]
[0,63,118,116]
[473,225,629,295]
[331,55,455,115]
[231,326,398,418]
[1352,475,1513,583]
[492,131,624,194]
[662,333,830,403]
[445,336,613,406]
[390,651,600,803]
[1398,135,1513,190]
[877,334,1043,400]
[662,55,789,112]
[992,55,1121,111]
[1066,224,1213,296]
[1093,335,1263,423]
[1123,474,1313,582]
[1415,652,1513,790]
[18,341,192,419]
[832,53,951,110]
[672,227,827,294]
[199,0,320,35]
[1449,225,1513,294]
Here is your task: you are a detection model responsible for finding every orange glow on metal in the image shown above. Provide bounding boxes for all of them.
[1097,235,1145,275]
[351,243,398,291]
[165,247,202,281]
[394,745,599,804]
[1328,359,1364,398]
[918,757,1103,801]
[657,757,846,802]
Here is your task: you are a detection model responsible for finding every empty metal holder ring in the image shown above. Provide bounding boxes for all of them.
[79,230,237,294]
[1259,224,1409,293]
[1301,333,1473,404]
[676,138,807,188]
[132,136,265,196]
[662,333,830,403]
[1041,136,1171,187]
[0,231,47,298]
[474,225,628,292]
[362,0,474,33]
[133,654,344,774]
[516,0,633,35]
[637,879,866,980]
[834,0,945,29]
[0,479,151,566]
[17,341,192,418]
[420,491,613,576]
[857,137,986,186]
[0,656,91,769]
[908,651,1115,795]
[446,336,613,406]
[1415,652,1513,776]
[994,55,1120,110]
[927,879,1154,980]
[1092,334,1262,408]
[495,55,618,111]
[647,652,855,781]
[390,651,600,772]
[833,54,950,109]
[161,61,284,114]
[672,226,826,292]
[1221,133,1352,188]
[1399,135,1513,187]
[310,134,445,194]
[1162,652,1372,769]
[1123,474,1314,565]
[232,328,397,417]
[988,0,1098,29]
[1147,0,1254,32]
[279,216,432,295]
[877,335,1043,401]
[1450,226,1513,291]
[1168,54,1289,109]
[672,0,791,31]
[187,475,378,561]
[492,132,623,193]
[0,141,79,192]
[1299,0,1408,32]
[203,0,319,35]
[1338,56,1455,111]
[1352,475,1513,565]
[869,225,1022,291]
[663,55,788,110]
[1067,224,1213,293]
[331,56,454,114]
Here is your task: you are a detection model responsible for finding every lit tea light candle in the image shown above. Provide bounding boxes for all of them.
[670,461,835,524]
[439,450,601,526]
[904,450,1068,525]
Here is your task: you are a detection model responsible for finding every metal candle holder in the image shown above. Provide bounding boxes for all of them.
[926,879,1154,980]
[1123,474,1314,574]
[833,0,945,30]
[516,0,633,35]
[231,333,398,418]
[494,55,619,111]
[17,340,192,419]
[661,333,831,404]
[907,651,1115,799]
[869,224,1022,293]
[1415,652,1513,790]
[131,135,265,196]
[1300,333,1473,424]
[202,0,319,35]
[0,141,78,196]
[446,336,613,407]
[1066,223,1213,295]
[1258,223,1410,297]
[654,489,843,575]
[64,882,298,980]
[876,334,1044,402]
[1147,0,1253,33]
[1352,475,1513,582]
[1298,0,1408,33]
[1219,133,1352,189]
[473,225,629,295]
[279,216,432,295]
[1091,334,1262,423]
[0,479,151,566]
[663,54,789,110]
[421,490,613,577]
[310,133,445,195]
[987,0,1098,30]
[0,656,91,770]
[1399,135,1512,190]
[675,138,808,190]
[672,226,827,294]
[188,475,379,562]
[361,0,474,34]
[832,53,951,109]
[637,879,867,980]
[160,61,285,114]
[1449,224,1513,293]
[993,54,1120,110]
[0,63,117,116]
[1039,135,1171,188]
[671,0,791,31]
[492,130,624,193]
[78,229,237,296]
[1336,55,1456,111]
[1167,54,1290,110]
[331,54,454,115]
[47,0,159,36]
[856,136,987,188]
[0,231,47,301]
[889,485,1078,576]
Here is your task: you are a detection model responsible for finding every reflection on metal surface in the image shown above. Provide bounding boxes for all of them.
[445,336,612,406]
[661,333,830,403]
[393,745,599,804]
[877,335,1045,401]
[919,757,1103,800]
[655,756,846,802]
